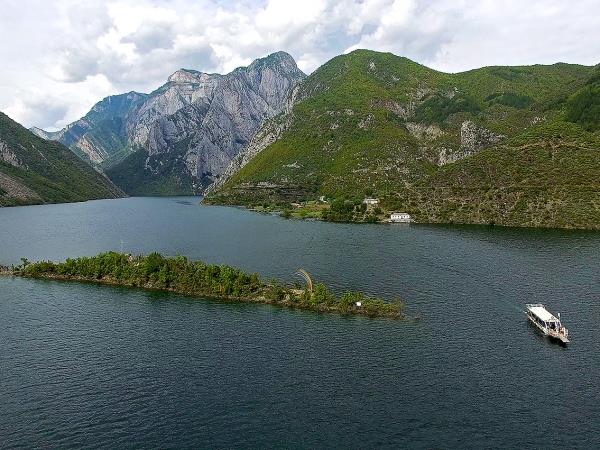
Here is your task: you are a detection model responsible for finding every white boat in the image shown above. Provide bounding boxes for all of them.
[526,303,569,344]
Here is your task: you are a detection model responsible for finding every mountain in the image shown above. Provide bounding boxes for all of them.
[35,52,305,195]
[31,92,149,167]
[207,49,600,229]
[0,112,124,206]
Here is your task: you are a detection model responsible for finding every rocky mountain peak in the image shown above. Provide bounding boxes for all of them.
[167,69,207,84]
[34,51,306,195]
[134,51,306,193]
[29,127,55,140]
[249,51,298,69]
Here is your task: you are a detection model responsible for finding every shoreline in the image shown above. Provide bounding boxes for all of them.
[14,273,404,319]
[8,252,405,320]
[4,196,598,231]
[203,200,600,231]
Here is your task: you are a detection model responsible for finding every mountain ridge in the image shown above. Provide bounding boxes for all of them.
[1,111,124,206]
[34,51,305,195]
[207,49,600,229]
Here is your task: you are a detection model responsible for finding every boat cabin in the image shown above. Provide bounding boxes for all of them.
[526,303,569,343]
[528,304,560,328]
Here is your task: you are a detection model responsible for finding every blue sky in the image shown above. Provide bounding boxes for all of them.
[1,0,599,130]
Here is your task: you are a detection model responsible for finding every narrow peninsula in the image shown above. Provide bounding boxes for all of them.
[3,252,404,319]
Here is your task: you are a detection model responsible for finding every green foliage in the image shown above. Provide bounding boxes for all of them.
[485,92,533,109]
[312,283,335,306]
[414,92,480,124]
[381,119,600,229]
[22,252,404,318]
[208,50,600,229]
[488,67,529,81]
[0,112,124,206]
[106,149,194,196]
[24,252,261,298]
[322,197,357,222]
[566,85,600,131]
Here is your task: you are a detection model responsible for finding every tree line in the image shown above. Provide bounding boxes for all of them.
[17,252,404,318]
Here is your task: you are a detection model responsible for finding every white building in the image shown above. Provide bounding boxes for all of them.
[390,212,411,223]
[363,198,379,206]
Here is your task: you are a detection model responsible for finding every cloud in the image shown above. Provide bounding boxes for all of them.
[122,22,175,54]
[1,0,599,130]
[5,99,70,131]
[344,0,462,62]
[3,75,115,131]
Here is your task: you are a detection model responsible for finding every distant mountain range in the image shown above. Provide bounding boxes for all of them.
[33,52,305,195]
[0,112,123,206]
[26,49,600,228]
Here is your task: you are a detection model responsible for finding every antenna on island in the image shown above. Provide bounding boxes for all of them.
[120,239,125,253]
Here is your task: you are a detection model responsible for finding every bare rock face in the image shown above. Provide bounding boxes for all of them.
[460,120,504,153]
[129,71,223,148]
[32,92,148,166]
[141,51,305,191]
[30,127,61,141]
[405,122,444,140]
[373,99,413,119]
[0,172,40,201]
[207,83,302,193]
[437,121,505,166]
[0,140,24,168]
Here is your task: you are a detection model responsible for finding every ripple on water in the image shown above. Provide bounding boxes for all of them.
[0,197,599,448]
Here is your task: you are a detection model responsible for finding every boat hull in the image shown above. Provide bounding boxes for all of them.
[527,314,569,344]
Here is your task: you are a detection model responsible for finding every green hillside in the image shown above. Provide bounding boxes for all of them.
[208,50,600,229]
[105,149,194,196]
[0,112,124,206]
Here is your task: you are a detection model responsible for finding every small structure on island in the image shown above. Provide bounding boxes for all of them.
[296,268,313,293]
[355,301,362,307]
[390,212,412,223]
[363,198,379,206]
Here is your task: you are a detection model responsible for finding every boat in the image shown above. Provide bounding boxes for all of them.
[526,303,569,344]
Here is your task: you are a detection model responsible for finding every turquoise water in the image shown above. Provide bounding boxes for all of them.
[1,197,599,448]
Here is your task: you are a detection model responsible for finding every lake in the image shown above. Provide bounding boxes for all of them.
[1,197,599,448]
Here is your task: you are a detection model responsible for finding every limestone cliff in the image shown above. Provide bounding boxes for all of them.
[34,52,305,195]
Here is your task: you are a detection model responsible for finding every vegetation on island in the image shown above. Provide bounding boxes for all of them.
[0,112,124,206]
[208,50,600,229]
[12,252,404,318]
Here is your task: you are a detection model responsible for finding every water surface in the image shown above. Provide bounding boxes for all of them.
[1,197,599,448]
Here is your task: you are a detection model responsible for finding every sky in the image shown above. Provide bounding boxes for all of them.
[1,0,599,131]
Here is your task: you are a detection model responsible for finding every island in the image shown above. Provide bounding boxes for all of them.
[2,252,404,319]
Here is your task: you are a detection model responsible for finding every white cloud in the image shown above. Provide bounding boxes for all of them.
[4,75,115,130]
[0,0,599,130]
